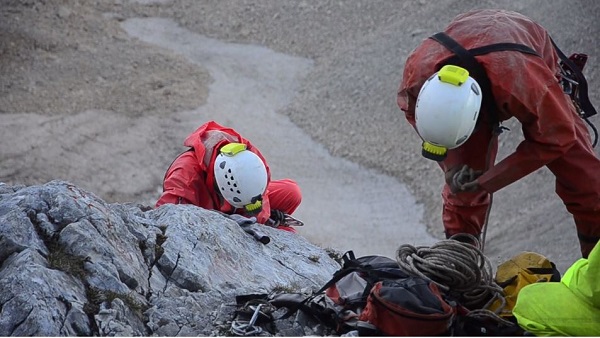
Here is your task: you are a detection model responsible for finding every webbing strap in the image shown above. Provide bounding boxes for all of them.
[431,32,597,122]
[467,43,539,57]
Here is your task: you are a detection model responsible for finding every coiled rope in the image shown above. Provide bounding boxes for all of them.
[395,234,513,326]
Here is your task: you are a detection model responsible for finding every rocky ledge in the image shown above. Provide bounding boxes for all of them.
[0,180,340,336]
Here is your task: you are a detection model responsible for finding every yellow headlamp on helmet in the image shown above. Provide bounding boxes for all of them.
[220,142,247,156]
[437,64,469,86]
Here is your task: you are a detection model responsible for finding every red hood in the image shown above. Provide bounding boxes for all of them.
[183,120,272,185]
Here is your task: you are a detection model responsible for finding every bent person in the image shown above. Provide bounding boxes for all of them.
[397,9,600,258]
[156,120,302,232]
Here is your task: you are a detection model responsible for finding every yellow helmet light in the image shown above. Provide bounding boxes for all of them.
[421,141,448,162]
[220,142,247,157]
[437,65,470,86]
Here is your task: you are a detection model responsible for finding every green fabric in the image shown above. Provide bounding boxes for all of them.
[563,242,600,308]
[513,243,600,336]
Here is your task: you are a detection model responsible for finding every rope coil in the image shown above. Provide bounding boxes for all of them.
[395,235,506,313]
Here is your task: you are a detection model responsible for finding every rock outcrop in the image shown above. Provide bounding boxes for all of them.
[0,180,341,336]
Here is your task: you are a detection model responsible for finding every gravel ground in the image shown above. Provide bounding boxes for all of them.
[1,0,598,273]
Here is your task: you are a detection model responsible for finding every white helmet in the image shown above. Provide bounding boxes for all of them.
[214,143,268,213]
[415,65,482,161]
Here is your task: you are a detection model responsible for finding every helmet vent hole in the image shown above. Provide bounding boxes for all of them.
[236,190,241,194]
[233,197,241,203]
[219,161,226,169]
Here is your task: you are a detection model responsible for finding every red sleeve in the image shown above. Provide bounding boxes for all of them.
[155,152,211,208]
[477,56,578,193]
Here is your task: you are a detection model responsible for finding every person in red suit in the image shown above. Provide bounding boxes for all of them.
[397,9,600,257]
[156,120,302,232]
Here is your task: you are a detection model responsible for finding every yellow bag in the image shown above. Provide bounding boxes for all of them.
[488,252,561,317]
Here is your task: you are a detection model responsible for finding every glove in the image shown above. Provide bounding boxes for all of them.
[228,214,257,226]
[267,209,286,227]
[445,165,482,193]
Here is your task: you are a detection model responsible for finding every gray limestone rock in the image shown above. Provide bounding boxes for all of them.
[0,180,341,336]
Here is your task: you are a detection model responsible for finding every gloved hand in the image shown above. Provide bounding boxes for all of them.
[268,209,286,227]
[228,214,257,226]
[445,165,482,193]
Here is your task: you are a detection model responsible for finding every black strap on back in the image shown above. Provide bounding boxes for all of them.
[430,32,540,135]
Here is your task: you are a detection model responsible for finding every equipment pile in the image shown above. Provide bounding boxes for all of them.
[228,235,561,336]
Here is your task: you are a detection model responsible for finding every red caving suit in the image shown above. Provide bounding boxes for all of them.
[397,9,600,257]
[156,121,302,228]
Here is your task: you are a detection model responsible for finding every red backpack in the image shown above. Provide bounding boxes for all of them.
[360,278,455,336]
